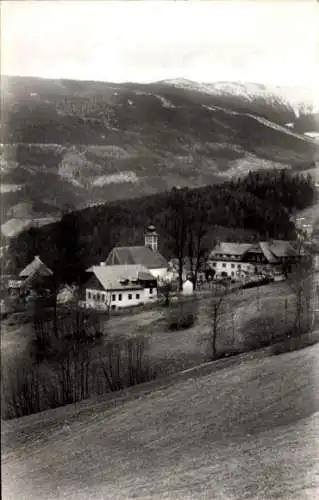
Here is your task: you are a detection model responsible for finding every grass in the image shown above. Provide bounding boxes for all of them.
[94,281,309,373]
[2,342,319,499]
[1,280,316,419]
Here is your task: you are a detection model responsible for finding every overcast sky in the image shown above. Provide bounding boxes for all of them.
[2,1,318,92]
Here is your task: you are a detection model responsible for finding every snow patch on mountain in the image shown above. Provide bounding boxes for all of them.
[247,114,318,143]
[203,104,318,144]
[165,79,316,115]
[226,154,291,178]
[92,171,139,187]
[133,89,175,108]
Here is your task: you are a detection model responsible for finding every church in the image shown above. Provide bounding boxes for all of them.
[104,225,169,280]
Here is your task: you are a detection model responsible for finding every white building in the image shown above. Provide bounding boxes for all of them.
[84,264,158,311]
[182,279,194,296]
[208,241,301,279]
[105,225,168,280]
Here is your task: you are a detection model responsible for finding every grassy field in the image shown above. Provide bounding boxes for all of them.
[94,281,310,374]
[2,342,319,499]
[1,279,317,420]
[1,282,300,372]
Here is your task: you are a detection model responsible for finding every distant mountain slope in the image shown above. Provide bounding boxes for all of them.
[2,344,318,500]
[1,76,318,223]
[164,79,317,118]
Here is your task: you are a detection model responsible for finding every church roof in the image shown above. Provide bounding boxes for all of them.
[105,246,168,270]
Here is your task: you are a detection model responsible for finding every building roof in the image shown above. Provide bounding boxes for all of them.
[210,240,299,263]
[105,246,168,270]
[86,264,156,291]
[210,243,253,257]
[19,256,53,278]
[259,242,278,264]
[145,224,159,236]
[268,240,298,258]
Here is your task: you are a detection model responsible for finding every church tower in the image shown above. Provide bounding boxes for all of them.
[144,224,159,252]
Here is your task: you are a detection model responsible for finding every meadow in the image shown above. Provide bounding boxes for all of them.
[2,279,316,420]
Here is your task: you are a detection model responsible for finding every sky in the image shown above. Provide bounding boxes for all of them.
[1,1,318,94]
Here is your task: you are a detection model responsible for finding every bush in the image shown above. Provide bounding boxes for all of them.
[167,300,198,331]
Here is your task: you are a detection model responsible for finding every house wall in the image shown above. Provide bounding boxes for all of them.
[85,287,157,310]
[144,285,158,301]
[211,260,255,277]
[210,260,276,278]
[149,267,168,279]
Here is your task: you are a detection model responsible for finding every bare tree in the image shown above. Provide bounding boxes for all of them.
[287,260,313,334]
[210,283,231,359]
[187,194,207,290]
[166,188,189,291]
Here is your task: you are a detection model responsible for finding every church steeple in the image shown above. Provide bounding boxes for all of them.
[144,224,159,252]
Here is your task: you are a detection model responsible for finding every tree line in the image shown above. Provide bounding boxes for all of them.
[8,169,316,287]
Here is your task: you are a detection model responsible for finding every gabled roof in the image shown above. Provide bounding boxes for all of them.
[86,264,156,291]
[259,242,278,264]
[210,240,299,263]
[105,246,168,270]
[210,242,252,257]
[19,256,53,278]
[269,240,298,258]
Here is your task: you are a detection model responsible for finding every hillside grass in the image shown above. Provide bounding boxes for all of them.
[2,342,318,500]
[1,282,298,370]
[2,279,316,421]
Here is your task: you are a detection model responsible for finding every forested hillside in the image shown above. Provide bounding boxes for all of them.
[2,76,318,224]
[7,170,315,283]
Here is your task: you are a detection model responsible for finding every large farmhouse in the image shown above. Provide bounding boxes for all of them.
[208,241,301,278]
[84,264,158,310]
[105,225,168,280]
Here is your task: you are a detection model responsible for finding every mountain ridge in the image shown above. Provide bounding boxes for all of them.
[1,75,318,236]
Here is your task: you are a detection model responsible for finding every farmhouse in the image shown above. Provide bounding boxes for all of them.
[105,225,168,279]
[208,241,301,278]
[8,255,54,299]
[84,264,158,310]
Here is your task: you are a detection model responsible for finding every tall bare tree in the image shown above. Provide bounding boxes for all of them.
[287,258,313,334]
[166,188,189,291]
[187,193,207,290]
[210,283,231,359]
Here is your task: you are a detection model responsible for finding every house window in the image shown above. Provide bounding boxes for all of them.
[231,272,234,277]
[101,294,105,302]
[222,263,226,268]
[128,293,132,300]
[97,293,100,301]
[212,262,216,267]
[237,264,241,269]
[150,288,153,294]
[118,294,122,301]
[112,294,116,301]
[231,264,235,268]
[88,291,91,299]
[136,293,140,300]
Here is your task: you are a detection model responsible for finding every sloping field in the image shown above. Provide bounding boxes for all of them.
[2,343,319,500]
